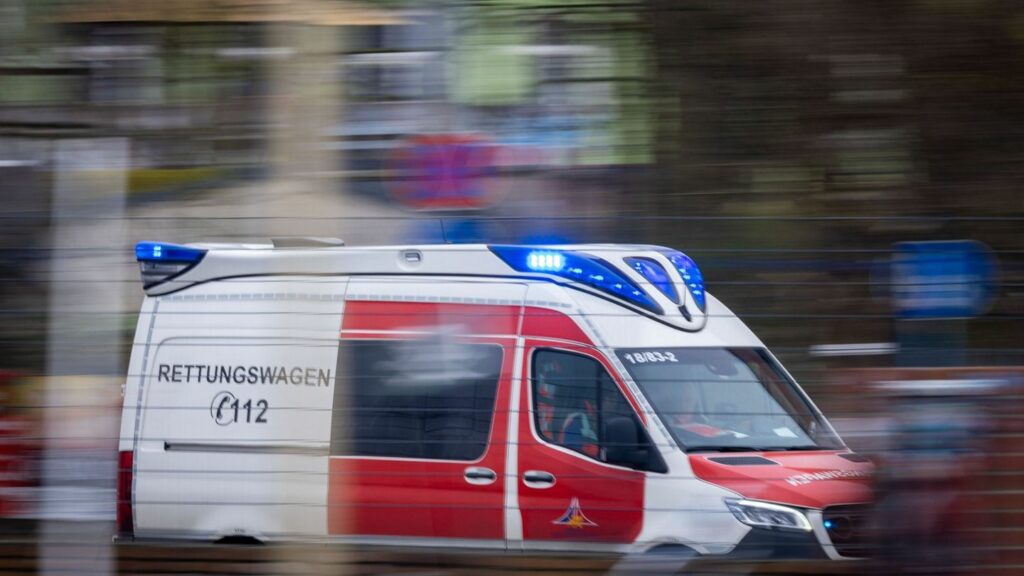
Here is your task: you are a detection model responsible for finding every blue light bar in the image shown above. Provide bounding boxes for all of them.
[658,249,706,311]
[526,251,565,271]
[490,246,662,314]
[625,257,678,304]
[135,242,207,290]
[136,241,207,263]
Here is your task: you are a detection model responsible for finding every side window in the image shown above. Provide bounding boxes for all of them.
[533,350,600,457]
[532,349,665,472]
[331,339,502,461]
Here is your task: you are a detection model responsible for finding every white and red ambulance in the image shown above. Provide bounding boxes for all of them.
[118,240,873,559]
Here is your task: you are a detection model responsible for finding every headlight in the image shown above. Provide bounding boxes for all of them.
[724,498,812,532]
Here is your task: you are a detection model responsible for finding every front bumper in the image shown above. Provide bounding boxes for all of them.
[725,526,828,560]
[724,506,873,561]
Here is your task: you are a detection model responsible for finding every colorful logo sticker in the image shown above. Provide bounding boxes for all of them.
[552,497,597,529]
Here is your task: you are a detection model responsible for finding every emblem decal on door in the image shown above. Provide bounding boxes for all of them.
[552,497,598,528]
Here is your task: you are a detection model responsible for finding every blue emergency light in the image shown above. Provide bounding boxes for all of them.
[489,245,662,314]
[658,249,707,311]
[136,241,207,263]
[526,251,565,272]
[625,257,679,304]
[135,242,207,288]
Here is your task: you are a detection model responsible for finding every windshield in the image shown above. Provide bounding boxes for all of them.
[615,348,843,452]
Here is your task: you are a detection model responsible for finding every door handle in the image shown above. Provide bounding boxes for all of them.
[523,470,556,489]
[463,467,497,486]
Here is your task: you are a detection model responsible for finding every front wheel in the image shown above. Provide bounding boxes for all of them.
[607,544,701,575]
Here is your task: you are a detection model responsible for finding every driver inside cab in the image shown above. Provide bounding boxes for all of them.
[651,382,744,441]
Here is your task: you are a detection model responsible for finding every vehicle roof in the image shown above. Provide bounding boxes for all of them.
[137,241,714,333]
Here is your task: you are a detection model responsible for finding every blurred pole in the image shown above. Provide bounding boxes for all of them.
[41,138,129,574]
[265,14,343,239]
[267,5,347,574]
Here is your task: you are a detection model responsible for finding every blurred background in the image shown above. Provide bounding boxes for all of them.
[1,0,1023,573]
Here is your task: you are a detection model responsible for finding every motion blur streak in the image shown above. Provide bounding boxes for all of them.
[1,0,1023,574]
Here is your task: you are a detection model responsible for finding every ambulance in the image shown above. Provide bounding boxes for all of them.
[118,240,873,559]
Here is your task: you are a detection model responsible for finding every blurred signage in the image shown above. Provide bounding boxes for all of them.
[891,240,997,319]
[392,134,499,211]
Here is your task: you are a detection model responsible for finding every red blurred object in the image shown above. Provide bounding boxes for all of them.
[0,416,32,517]
[391,134,499,211]
[0,372,34,518]
[117,450,133,537]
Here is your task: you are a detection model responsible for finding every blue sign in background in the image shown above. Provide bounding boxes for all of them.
[891,240,998,319]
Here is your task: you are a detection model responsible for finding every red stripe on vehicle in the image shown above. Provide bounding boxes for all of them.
[521,306,593,344]
[341,301,521,335]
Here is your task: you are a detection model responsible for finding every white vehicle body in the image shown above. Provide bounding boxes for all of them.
[118,242,873,559]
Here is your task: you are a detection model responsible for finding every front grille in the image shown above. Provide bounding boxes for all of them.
[823,504,874,558]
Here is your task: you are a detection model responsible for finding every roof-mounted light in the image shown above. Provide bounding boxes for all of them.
[490,246,662,314]
[526,251,565,272]
[625,257,678,304]
[136,242,206,263]
[135,241,207,289]
[658,249,706,311]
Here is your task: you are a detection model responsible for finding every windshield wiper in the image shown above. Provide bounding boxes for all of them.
[686,445,825,453]
[686,446,766,453]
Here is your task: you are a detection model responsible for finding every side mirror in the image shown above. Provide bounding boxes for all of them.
[603,416,646,468]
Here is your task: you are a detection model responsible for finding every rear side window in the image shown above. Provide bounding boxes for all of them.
[532,349,665,472]
[331,339,502,461]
